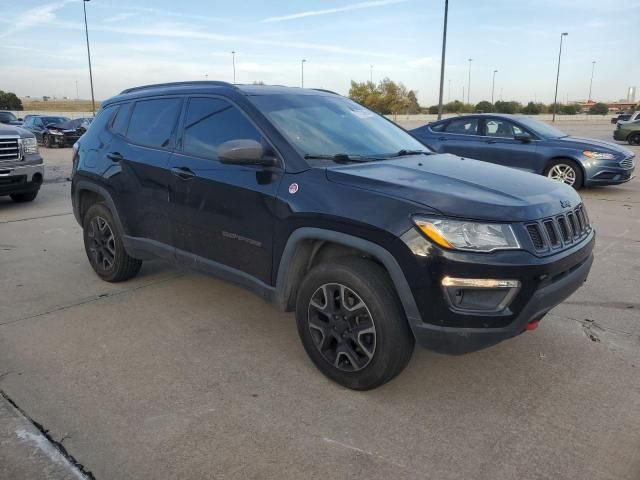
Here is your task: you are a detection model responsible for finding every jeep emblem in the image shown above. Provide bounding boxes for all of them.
[560,200,572,208]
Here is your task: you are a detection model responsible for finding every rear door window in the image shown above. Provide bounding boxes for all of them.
[127,98,182,149]
[444,118,479,135]
[430,122,445,132]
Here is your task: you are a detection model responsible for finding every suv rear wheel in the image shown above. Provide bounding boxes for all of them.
[296,257,414,390]
[83,203,142,282]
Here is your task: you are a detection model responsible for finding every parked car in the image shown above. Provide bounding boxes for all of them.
[616,111,640,126]
[613,119,640,145]
[0,123,44,202]
[411,114,635,189]
[72,82,594,390]
[611,113,631,124]
[21,115,74,147]
[0,111,23,126]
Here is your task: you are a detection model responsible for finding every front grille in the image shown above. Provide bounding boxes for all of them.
[620,156,635,169]
[525,203,591,251]
[0,137,20,162]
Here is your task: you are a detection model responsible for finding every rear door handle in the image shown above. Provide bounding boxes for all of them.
[107,152,124,162]
[485,139,497,144]
[171,166,196,180]
[438,137,447,141]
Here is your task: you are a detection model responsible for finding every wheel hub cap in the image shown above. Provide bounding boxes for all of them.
[548,164,576,186]
[307,283,376,372]
[87,216,116,270]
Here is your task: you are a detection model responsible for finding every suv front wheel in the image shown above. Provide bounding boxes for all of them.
[296,257,414,390]
[83,203,142,282]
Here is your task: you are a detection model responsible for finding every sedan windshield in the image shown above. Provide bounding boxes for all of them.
[517,117,568,139]
[42,116,70,126]
[249,94,428,158]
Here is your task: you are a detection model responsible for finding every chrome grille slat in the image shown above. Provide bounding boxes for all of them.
[620,156,635,169]
[0,137,20,161]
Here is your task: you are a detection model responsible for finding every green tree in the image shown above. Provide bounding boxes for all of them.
[406,90,420,114]
[0,91,23,110]
[442,100,474,113]
[428,105,439,114]
[494,100,521,114]
[521,101,542,114]
[475,100,494,113]
[589,102,609,115]
[548,102,564,115]
[349,78,421,115]
[562,104,580,115]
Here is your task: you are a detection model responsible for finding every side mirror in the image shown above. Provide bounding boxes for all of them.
[18,118,23,121]
[218,139,277,167]
[514,133,533,143]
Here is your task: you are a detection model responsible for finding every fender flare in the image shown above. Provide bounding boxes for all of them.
[273,227,423,327]
[73,180,127,237]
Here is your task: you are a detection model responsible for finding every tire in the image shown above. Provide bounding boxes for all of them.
[44,134,53,148]
[10,190,38,202]
[83,203,142,282]
[544,159,583,190]
[629,133,640,146]
[296,257,414,390]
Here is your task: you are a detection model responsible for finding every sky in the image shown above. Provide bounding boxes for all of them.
[1,0,639,106]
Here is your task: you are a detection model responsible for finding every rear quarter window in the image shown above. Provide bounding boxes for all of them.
[110,103,130,136]
[429,122,445,132]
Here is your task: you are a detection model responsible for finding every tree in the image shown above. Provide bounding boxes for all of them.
[349,78,421,115]
[494,100,521,114]
[442,100,473,113]
[562,104,580,115]
[0,90,23,110]
[521,101,541,114]
[589,102,609,115]
[475,100,493,113]
[427,105,439,114]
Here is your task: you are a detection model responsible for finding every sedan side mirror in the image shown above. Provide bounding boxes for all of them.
[218,139,277,167]
[514,133,533,143]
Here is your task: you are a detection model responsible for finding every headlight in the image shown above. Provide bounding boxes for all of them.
[49,129,63,135]
[414,218,520,252]
[21,137,39,155]
[583,150,615,160]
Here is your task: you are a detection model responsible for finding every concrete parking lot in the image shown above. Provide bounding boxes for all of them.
[1,119,639,479]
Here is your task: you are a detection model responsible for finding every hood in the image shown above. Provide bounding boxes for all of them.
[0,123,32,138]
[554,136,633,156]
[325,154,581,222]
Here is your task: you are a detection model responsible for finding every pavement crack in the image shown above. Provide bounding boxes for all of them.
[0,273,186,327]
[1,390,96,479]
[0,212,73,224]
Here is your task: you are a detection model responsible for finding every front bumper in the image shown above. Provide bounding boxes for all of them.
[0,162,45,195]
[583,155,635,186]
[49,134,80,147]
[405,232,595,355]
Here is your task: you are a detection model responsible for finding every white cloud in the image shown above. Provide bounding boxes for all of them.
[0,0,73,38]
[103,13,135,23]
[262,0,411,23]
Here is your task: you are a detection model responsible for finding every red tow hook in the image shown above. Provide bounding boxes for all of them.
[525,319,540,332]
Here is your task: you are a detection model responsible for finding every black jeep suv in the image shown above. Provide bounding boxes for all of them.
[71,82,594,390]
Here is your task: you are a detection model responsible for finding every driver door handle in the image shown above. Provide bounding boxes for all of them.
[171,166,196,180]
[107,152,124,162]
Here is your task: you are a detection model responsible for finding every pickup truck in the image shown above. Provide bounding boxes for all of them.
[0,123,44,202]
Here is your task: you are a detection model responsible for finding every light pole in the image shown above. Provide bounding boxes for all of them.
[552,32,568,122]
[467,58,472,104]
[75,80,79,101]
[82,0,95,115]
[301,59,306,88]
[448,79,451,102]
[231,51,236,83]
[491,70,498,105]
[370,65,373,84]
[436,0,449,120]
[588,60,596,101]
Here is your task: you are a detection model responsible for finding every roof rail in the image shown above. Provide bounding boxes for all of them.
[120,81,236,95]
[311,88,340,95]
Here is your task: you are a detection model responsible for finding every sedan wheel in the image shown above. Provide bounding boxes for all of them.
[547,163,577,186]
[629,133,640,146]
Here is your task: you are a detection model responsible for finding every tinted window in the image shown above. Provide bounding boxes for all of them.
[85,105,118,137]
[182,97,262,159]
[23,117,34,128]
[430,122,445,132]
[485,119,525,138]
[0,112,17,122]
[444,118,479,135]
[127,98,182,148]
[110,103,130,136]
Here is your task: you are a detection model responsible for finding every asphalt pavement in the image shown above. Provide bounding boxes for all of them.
[1,119,639,479]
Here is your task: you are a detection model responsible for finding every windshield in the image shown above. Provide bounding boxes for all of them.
[516,117,567,138]
[249,94,428,158]
[42,116,70,126]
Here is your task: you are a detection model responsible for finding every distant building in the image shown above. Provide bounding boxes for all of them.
[576,99,638,112]
[628,87,637,103]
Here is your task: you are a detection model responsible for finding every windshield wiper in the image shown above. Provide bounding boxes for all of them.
[304,153,371,163]
[385,149,431,158]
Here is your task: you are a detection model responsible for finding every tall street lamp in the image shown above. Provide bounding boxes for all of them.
[301,59,306,88]
[491,69,498,105]
[552,32,568,122]
[588,60,596,101]
[370,65,373,84]
[467,58,472,104]
[82,0,95,115]
[231,51,236,84]
[436,0,449,120]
